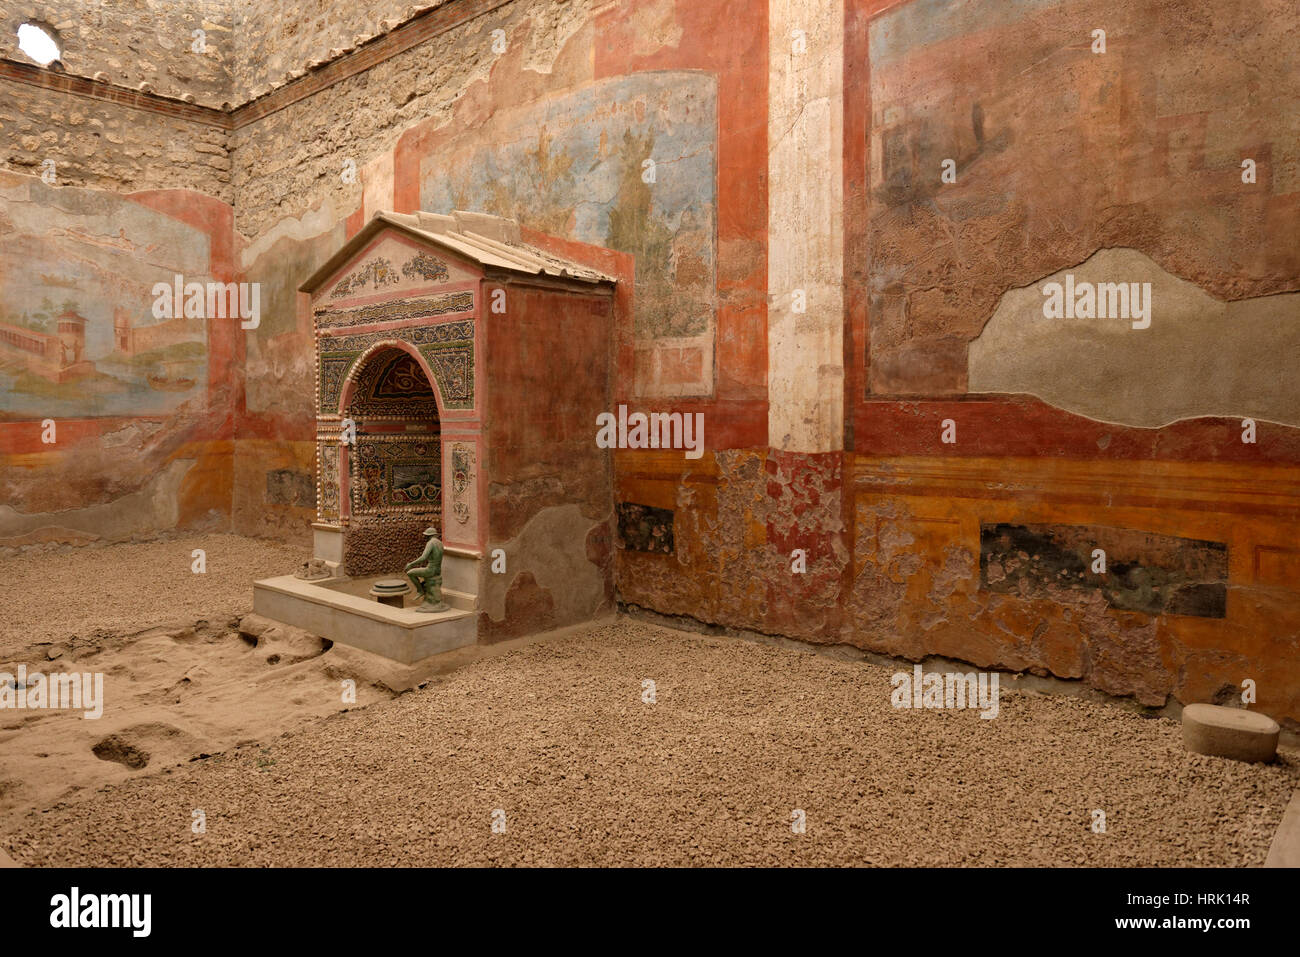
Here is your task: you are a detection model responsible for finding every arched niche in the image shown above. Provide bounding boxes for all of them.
[336,343,442,576]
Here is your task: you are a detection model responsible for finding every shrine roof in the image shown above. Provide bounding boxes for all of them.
[299,209,617,293]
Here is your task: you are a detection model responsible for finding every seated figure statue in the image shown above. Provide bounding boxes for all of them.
[404,527,449,612]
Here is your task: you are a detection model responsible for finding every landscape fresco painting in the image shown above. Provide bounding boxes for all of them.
[0,176,210,419]
[419,71,718,354]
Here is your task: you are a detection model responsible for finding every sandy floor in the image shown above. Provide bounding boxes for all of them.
[4,617,1295,867]
[0,535,395,827]
[0,533,306,656]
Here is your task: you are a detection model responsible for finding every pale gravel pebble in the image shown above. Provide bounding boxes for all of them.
[5,619,1295,867]
[0,534,305,655]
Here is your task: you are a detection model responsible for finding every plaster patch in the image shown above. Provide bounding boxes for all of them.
[520,0,597,74]
[970,248,1300,428]
[482,503,609,627]
[0,458,193,544]
[239,200,344,268]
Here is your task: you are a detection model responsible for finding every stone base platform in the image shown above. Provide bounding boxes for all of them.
[253,573,476,664]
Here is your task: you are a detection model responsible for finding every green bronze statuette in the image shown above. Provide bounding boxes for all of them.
[404,527,449,612]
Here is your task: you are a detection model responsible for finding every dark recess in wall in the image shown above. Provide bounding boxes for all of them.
[979,523,1228,619]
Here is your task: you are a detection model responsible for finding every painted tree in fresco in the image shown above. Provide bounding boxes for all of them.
[419,74,719,350]
[24,297,57,332]
[607,129,710,339]
[485,128,577,236]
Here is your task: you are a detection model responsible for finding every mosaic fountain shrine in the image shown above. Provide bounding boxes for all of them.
[253,210,617,662]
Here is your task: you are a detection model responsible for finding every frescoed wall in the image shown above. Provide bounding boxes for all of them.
[861,0,1300,398]
[3,0,1298,724]
[418,72,718,397]
[0,170,236,548]
[230,0,769,547]
[234,225,344,541]
[619,0,1300,728]
[0,177,211,419]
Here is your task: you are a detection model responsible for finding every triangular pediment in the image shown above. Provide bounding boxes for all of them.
[300,209,615,298]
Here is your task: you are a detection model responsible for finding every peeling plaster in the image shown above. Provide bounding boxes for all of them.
[0,458,194,545]
[970,248,1300,428]
[482,503,609,626]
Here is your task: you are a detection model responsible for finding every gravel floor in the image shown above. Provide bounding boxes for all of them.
[5,619,1295,867]
[0,534,304,655]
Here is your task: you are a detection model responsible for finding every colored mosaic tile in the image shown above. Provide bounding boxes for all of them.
[316,319,475,413]
[315,291,473,329]
[329,256,401,298]
[351,434,442,516]
[401,251,451,283]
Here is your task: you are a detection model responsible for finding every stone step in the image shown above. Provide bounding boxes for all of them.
[1181,703,1280,763]
[253,575,476,664]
